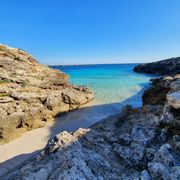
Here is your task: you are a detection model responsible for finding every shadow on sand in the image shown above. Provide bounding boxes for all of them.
[0,82,150,177]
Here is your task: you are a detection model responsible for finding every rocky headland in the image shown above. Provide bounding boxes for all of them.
[0,45,94,144]
[134,57,180,75]
[1,58,180,179]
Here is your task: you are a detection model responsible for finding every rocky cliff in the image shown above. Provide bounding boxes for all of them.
[2,58,180,179]
[134,57,180,75]
[0,45,94,144]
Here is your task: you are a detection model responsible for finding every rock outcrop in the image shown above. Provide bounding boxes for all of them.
[2,58,180,179]
[167,92,180,109]
[134,57,180,75]
[2,103,180,179]
[142,75,180,106]
[0,45,94,144]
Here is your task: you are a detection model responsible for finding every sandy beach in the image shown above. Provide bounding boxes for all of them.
[0,100,122,176]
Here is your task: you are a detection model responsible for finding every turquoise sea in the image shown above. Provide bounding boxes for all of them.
[50,64,155,131]
[52,64,154,106]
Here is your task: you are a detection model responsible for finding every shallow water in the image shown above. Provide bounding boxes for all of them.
[51,64,155,128]
[52,64,154,106]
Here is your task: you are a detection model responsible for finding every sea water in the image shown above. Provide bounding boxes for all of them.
[51,64,155,130]
[52,64,153,106]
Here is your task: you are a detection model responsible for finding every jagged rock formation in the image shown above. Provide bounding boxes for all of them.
[0,45,94,144]
[2,104,180,179]
[134,57,180,75]
[2,59,180,179]
[142,75,180,106]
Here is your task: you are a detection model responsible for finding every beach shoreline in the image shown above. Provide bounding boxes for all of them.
[0,84,149,176]
[0,99,112,176]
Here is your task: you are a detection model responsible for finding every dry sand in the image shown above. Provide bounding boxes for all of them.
[0,100,122,176]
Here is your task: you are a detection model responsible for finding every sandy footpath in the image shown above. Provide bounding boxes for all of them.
[0,100,121,176]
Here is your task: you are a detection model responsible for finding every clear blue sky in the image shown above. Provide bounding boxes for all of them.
[0,0,180,65]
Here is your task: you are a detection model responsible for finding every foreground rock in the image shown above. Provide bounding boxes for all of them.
[2,57,180,179]
[2,102,180,179]
[0,45,93,144]
[134,57,180,75]
[167,91,180,109]
[3,73,180,178]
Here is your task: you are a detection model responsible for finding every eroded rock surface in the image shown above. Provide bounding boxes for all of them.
[167,91,180,109]
[0,45,94,144]
[134,57,180,75]
[1,57,180,179]
[3,101,180,179]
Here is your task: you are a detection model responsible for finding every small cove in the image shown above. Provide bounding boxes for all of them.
[0,64,155,176]
[53,64,155,127]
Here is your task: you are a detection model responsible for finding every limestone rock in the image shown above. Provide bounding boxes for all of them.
[140,170,151,180]
[148,162,171,180]
[2,53,180,179]
[0,96,14,103]
[3,104,180,179]
[172,135,180,151]
[167,91,180,109]
[0,44,94,144]
[142,77,171,106]
[134,57,180,75]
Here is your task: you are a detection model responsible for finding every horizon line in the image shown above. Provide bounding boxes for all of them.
[47,62,143,66]
[44,56,180,66]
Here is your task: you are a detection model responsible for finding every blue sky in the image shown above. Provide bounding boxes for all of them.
[0,0,180,65]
